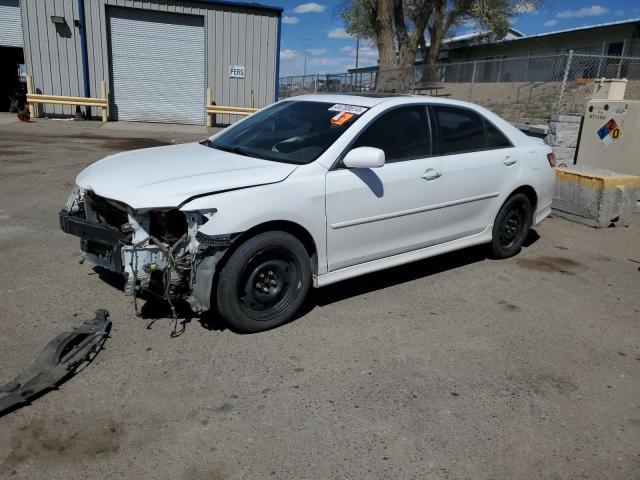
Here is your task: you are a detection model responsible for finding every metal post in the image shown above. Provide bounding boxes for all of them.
[100,80,108,123]
[616,39,626,78]
[26,74,37,118]
[596,41,605,78]
[206,88,212,128]
[556,50,573,113]
[411,66,416,94]
[469,61,477,101]
[314,73,318,93]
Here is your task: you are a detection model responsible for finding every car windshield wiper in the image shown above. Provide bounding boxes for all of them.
[205,142,261,159]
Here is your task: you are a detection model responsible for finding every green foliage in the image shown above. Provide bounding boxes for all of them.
[339,0,377,40]
[470,0,517,38]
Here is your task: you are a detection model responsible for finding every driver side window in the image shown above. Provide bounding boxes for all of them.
[351,105,431,163]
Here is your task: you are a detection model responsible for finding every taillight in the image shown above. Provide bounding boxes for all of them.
[547,152,556,167]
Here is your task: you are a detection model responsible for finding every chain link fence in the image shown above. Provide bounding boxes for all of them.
[279,51,640,124]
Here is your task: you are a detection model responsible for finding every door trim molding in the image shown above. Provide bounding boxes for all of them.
[329,192,500,229]
[315,224,493,287]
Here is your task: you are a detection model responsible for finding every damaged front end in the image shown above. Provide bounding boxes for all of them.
[59,187,236,314]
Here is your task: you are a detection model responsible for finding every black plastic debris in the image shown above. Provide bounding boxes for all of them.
[0,309,111,416]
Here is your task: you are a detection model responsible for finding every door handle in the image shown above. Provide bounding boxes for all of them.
[503,157,517,166]
[421,169,442,181]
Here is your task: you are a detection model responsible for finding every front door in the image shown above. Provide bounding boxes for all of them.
[325,105,444,271]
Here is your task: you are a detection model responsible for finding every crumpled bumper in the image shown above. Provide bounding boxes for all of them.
[0,310,111,416]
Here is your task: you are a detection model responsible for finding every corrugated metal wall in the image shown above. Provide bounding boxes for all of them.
[20,0,85,116]
[21,0,279,123]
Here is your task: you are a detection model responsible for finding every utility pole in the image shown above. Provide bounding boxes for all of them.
[355,36,360,69]
[302,37,310,77]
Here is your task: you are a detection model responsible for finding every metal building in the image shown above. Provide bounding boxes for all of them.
[12,0,282,125]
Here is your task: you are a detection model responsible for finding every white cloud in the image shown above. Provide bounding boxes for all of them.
[293,2,325,14]
[340,45,354,52]
[307,48,327,56]
[556,5,608,18]
[328,27,351,39]
[308,56,347,67]
[280,49,299,61]
[544,19,558,27]
[282,16,299,24]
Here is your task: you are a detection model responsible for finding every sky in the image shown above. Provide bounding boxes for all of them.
[267,0,640,76]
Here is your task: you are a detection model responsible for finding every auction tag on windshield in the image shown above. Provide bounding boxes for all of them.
[330,111,354,126]
[328,104,368,115]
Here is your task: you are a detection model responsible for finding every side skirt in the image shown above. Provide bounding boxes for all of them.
[313,225,493,288]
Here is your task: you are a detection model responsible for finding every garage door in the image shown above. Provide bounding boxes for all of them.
[0,0,23,48]
[109,8,204,125]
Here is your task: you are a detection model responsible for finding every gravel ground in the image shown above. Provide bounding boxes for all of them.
[0,116,639,480]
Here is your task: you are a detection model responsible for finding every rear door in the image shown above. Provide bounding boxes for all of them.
[431,105,519,241]
[325,104,444,271]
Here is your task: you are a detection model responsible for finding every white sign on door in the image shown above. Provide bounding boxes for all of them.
[229,65,245,78]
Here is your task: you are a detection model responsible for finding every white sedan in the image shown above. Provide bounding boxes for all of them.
[60,95,556,332]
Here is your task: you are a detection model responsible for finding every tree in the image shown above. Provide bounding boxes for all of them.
[340,0,529,91]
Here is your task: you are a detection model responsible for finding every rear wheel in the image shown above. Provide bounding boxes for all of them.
[215,231,311,333]
[490,193,532,259]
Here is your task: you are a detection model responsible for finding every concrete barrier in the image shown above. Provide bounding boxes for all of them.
[552,166,640,228]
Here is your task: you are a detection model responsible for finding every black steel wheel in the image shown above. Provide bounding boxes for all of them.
[215,231,311,332]
[490,193,532,259]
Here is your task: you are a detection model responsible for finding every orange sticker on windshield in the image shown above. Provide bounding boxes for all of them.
[330,111,353,126]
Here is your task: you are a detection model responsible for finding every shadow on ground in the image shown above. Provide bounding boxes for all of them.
[93,230,540,335]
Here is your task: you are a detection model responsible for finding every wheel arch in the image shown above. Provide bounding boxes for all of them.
[509,184,538,212]
[222,220,319,275]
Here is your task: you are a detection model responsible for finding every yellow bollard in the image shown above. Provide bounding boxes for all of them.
[26,75,37,118]
[206,87,212,128]
[100,81,108,122]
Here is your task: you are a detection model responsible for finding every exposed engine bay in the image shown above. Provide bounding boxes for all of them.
[59,187,238,315]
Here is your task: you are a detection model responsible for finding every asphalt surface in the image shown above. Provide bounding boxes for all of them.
[0,116,639,479]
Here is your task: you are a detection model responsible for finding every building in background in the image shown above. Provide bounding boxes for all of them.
[443,18,640,62]
[348,18,640,74]
[1,0,282,125]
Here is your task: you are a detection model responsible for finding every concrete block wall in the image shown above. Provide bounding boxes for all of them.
[545,114,582,166]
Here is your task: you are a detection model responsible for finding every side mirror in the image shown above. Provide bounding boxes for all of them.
[343,147,385,169]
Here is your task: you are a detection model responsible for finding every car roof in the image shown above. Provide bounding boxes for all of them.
[283,93,482,110]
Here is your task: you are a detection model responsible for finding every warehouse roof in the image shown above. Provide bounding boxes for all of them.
[191,0,283,13]
[502,17,640,43]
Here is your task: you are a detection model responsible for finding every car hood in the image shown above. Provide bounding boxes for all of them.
[76,142,298,210]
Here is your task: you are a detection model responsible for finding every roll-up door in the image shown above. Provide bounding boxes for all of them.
[108,7,205,125]
[0,0,23,48]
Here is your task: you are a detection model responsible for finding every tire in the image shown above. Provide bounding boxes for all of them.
[489,193,532,259]
[215,231,311,333]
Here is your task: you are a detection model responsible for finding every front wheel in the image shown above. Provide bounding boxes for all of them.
[489,193,532,259]
[215,231,311,333]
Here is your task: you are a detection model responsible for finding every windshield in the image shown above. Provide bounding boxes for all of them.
[205,101,366,164]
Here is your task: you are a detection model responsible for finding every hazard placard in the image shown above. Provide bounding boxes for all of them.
[596,118,623,146]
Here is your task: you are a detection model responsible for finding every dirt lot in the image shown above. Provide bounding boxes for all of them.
[0,116,639,480]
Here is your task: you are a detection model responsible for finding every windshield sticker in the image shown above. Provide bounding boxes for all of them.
[328,104,368,115]
[330,111,354,126]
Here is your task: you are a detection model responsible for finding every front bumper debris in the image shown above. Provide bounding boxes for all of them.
[0,309,111,416]
[59,189,238,315]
